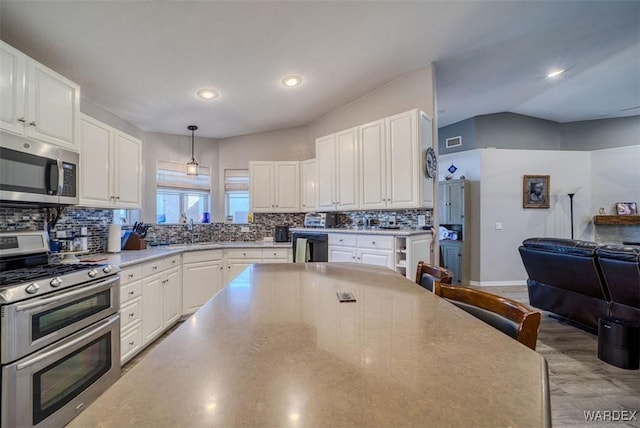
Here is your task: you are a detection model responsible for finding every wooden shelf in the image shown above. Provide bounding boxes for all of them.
[593,215,640,225]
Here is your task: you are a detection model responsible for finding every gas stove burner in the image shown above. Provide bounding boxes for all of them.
[0,263,107,288]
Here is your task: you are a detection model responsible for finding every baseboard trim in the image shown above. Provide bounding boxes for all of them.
[469,280,528,287]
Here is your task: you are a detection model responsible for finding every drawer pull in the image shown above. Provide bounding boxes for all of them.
[128,291,135,295]
[128,273,134,278]
[129,341,135,346]
[152,266,158,270]
[129,313,135,317]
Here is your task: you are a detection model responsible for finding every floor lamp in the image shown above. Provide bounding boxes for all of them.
[567,188,580,239]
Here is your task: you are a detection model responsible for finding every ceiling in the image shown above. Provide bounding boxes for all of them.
[1,1,638,139]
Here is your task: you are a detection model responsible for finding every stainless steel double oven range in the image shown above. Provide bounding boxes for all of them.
[0,231,121,427]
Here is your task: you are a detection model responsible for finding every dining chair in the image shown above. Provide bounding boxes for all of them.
[415,261,454,292]
[434,281,542,350]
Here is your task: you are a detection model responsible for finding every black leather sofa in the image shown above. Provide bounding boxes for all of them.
[519,238,640,331]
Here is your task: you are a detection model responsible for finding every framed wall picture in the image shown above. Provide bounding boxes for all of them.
[523,175,550,208]
[615,202,637,215]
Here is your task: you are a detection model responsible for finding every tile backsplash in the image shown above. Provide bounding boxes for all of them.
[0,206,434,255]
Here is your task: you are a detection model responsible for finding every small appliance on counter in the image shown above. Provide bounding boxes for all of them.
[274,225,290,242]
[304,212,337,228]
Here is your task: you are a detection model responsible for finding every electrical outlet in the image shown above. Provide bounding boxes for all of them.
[241,226,250,233]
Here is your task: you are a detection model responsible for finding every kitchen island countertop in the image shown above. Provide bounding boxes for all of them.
[68,262,550,428]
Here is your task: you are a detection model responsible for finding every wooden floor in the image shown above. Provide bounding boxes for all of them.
[491,285,640,428]
[123,286,640,428]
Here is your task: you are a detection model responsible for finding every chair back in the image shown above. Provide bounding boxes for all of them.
[415,261,453,292]
[434,281,542,350]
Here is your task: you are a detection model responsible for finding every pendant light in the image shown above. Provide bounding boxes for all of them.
[186,125,199,176]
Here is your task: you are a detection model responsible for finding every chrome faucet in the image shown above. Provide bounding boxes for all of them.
[188,218,194,243]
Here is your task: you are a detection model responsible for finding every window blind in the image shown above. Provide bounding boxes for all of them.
[157,160,211,191]
[224,169,249,192]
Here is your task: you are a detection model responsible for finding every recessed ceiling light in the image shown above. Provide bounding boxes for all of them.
[197,88,219,99]
[547,69,565,78]
[282,75,302,87]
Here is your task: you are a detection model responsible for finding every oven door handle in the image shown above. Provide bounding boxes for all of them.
[14,275,119,312]
[16,314,119,371]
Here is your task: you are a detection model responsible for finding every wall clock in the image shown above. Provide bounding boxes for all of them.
[425,147,437,178]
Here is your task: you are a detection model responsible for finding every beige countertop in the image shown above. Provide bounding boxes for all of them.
[290,227,433,236]
[69,263,550,428]
[79,241,292,267]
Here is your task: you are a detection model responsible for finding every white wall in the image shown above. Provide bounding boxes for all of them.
[140,132,219,223]
[591,145,640,214]
[308,65,436,140]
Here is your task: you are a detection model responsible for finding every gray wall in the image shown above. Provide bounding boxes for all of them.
[561,116,640,150]
[438,113,640,152]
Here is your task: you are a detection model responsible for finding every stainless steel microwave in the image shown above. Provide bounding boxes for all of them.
[0,134,79,206]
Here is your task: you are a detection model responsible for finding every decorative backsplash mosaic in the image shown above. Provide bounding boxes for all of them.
[0,206,434,255]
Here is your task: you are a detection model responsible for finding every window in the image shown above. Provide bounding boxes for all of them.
[156,161,211,223]
[224,169,249,223]
[113,209,139,225]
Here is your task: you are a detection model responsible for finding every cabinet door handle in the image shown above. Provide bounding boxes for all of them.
[372,241,376,245]
[129,341,135,346]
[128,291,135,295]
[17,117,26,123]
[29,121,37,126]
[129,313,135,317]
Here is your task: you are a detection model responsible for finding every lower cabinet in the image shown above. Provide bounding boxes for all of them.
[440,241,463,284]
[119,264,143,365]
[328,234,394,270]
[182,250,224,315]
[142,262,181,346]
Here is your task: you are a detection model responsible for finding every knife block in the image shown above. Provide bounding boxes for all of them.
[124,233,147,250]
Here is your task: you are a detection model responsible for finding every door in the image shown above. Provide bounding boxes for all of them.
[357,248,394,269]
[315,134,336,210]
[113,131,141,208]
[142,273,163,345]
[0,41,25,136]
[250,162,274,211]
[183,261,222,314]
[163,268,181,327]
[329,246,356,262]
[80,114,112,207]
[387,110,418,208]
[359,119,387,209]
[441,242,462,284]
[274,162,299,211]
[26,60,79,150]
[301,159,317,212]
[335,127,359,210]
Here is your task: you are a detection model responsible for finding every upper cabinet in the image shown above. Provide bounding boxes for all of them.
[249,161,300,212]
[439,179,465,225]
[316,127,359,211]
[0,40,80,151]
[316,108,434,212]
[300,159,317,212]
[79,114,142,208]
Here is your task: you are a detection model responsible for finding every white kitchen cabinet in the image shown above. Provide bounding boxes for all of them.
[0,40,80,151]
[329,233,394,270]
[224,248,263,284]
[316,109,433,211]
[300,158,317,212]
[79,113,142,208]
[223,247,292,285]
[119,265,143,365]
[182,250,224,315]
[142,256,182,346]
[386,109,433,209]
[395,234,432,280]
[315,128,359,211]
[249,161,300,212]
[359,119,387,209]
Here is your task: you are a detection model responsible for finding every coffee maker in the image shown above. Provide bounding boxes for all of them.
[274,226,289,242]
